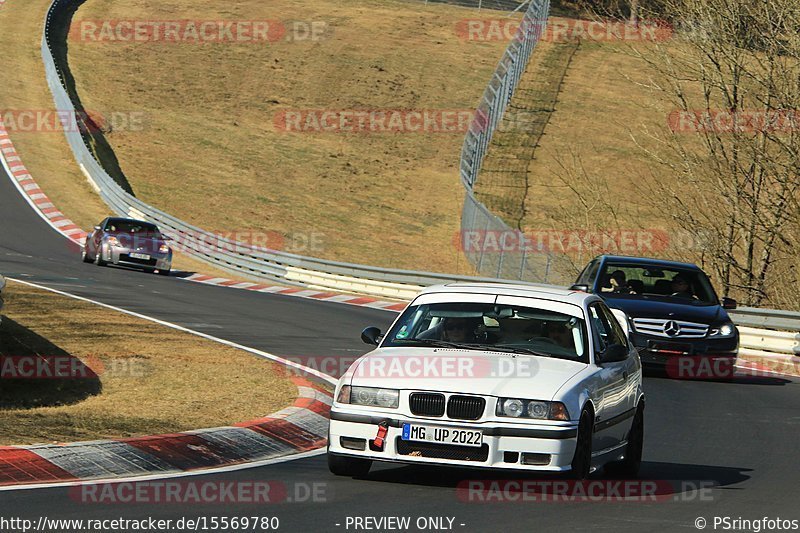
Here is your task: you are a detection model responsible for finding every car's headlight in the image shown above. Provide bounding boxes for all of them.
[159,244,170,254]
[496,398,570,421]
[708,322,736,337]
[106,236,120,246]
[337,386,399,409]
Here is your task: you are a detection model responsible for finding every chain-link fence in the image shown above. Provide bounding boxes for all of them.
[458,0,557,282]
[414,0,532,10]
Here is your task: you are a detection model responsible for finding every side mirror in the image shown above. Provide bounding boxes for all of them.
[93,225,101,231]
[722,297,737,310]
[570,284,591,292]
[361,326,382,346]
[599,343,628,364]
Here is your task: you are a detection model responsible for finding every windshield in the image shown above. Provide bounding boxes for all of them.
[598,262,718,305]
[382,302,589,363]
[104,220,161,238]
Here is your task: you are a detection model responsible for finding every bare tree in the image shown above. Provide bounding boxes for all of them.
[627,0,800,307]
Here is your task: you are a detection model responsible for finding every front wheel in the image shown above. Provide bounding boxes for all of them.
[93,247,106,266]
[81,245,92,263]
[570,409,593,479]
[328,453,372,477]
[606,405,644,477]
[157,268,170,276]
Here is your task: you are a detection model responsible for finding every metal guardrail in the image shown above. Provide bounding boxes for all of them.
[732,308,800,358]
[40,0,561,299]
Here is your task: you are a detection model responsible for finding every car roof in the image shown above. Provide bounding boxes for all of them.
[419,282,598,306]
[105,217,158,227]
[595,255,700,270]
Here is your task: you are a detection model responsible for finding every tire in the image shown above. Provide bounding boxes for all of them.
[328,453,372,477]
[570,408,593,479]
[93,247,106,266]
[157,268,170,276]
[81,244,92,263]
[606,404,644,478]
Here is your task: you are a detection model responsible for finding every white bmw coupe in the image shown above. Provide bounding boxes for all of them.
[328,283,644,479]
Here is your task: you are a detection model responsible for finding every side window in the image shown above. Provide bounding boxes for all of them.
[588,303,626,353]
[598,304,627,348]
[585,261,601,286]
[578,260,599,285]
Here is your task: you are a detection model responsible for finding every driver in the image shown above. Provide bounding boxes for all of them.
[670,274,695,299]
[442,317,481,343]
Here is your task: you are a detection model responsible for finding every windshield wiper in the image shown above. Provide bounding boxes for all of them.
[396,338,478,350]
[396,339,555,357]
[490,344,553,357]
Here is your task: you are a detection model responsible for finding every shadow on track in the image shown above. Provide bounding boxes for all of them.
[0,317,102,408]
[360,460,751,498]
[643,367,792,386]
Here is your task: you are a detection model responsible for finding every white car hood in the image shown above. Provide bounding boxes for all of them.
[345,347,587,400]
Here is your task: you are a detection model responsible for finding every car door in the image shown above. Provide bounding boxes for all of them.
[588,302,632,451]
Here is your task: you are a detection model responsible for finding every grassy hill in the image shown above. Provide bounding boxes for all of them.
[64,0,518,275]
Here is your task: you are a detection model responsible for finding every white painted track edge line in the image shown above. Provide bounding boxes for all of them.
[6,277,337,385]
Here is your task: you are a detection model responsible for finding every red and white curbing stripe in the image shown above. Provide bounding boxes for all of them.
[185,274,409,311]
[735,356,800,378]
[0,377,332,488]
[0,121,87,245]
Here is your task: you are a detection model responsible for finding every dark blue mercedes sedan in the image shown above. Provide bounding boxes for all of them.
[573,255,739,373]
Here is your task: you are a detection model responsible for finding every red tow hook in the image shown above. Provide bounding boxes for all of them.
[371,420,389,451]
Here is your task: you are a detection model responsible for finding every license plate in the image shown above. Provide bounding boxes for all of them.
[401,423,483,447]
[647,340,691,355]
[129,253,150,260]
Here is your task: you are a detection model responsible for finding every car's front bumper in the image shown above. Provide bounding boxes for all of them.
[328,410,578,472]
[631,331,738,366]
[102,245,172,271]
